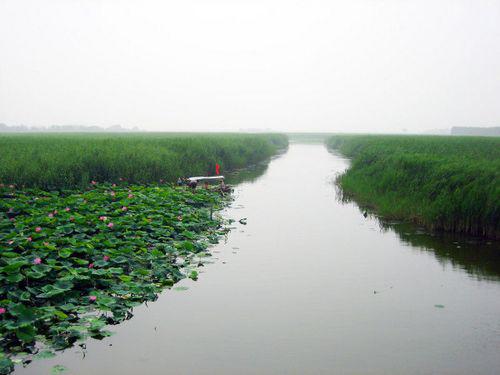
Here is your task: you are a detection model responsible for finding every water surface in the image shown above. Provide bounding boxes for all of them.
[17,144,500,374]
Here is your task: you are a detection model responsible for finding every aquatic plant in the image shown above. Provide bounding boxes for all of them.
[0,133,288,189]
[327,135,499,238]
[0,183,230,373]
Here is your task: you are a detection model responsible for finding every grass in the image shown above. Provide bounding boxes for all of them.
[327,135,500,238]
[0,133,288,189]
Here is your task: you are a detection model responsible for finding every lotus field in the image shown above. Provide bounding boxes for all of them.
[0,133,287,373]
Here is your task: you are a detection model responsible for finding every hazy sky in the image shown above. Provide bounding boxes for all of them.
[1,0,499,133]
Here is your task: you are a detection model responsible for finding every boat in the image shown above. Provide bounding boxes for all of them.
[187,176,225,184]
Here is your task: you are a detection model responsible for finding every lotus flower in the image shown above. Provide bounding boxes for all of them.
[110,191,116,197]
[53,210,58,215]
[8,240,13,245]
[65,207,71,212]
[33,257,42,264]
[177,215,183,221]
[103,255,110,261]
[121,206,127,211]
[107,222,114,228]
[99,216,107,221]
[0,307,6,314]
[89,295,97,302]
[27,237,32,242]
[112,183,117,187]
[43,242,49,246]
[35,226,42,232]
[48,213,54,218]
[9,184,14,189]
[128,193,134,198]
[88,263,94,269]
[91,180,97,185]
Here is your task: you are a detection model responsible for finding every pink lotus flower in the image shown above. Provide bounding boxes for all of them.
[53,210,58,215]
[119,177,124,181]
[43,242,49,246]
[27,237,32,242]
[88,263,94,269]
[8,240,13,245]
[9,184,14,189]
[128,193,134,198]
[110,191,116,197]
[35,226,42,232]
[99,216,107,221]
[177,215,183,221]
[48,213,54,218]
[107,222,114,228]
[65,207,71,212]
[103,255,110,261]
[112,183,116,187]
[0,183,4,187]
[89,295,97,302]
[121,206,127,211]
[91,180,97,185]
[160,179,164,183]
[33,257,42,264]
[0,307,6,314]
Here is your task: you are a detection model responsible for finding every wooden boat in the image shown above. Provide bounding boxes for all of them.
[187,176,225,184]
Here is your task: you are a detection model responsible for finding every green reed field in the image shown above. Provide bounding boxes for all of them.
[327,135,499,239]
[0,133,288,189]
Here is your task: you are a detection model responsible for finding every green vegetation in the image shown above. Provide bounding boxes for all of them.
[0,133,287,189]
[0,132,287,373]
[0,182,230,373]
[327,135,500,238]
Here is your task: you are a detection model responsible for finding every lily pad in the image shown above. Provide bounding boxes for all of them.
[0,183,231,373]
[51,365,68,374]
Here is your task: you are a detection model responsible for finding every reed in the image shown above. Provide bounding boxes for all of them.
[327,135,499,238]
[0,133,288,189]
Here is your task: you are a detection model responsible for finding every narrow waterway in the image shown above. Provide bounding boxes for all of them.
[17,144,500,375]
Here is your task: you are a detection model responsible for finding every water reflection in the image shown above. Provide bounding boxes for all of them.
[225,149,287,185]
[337,187,500,281]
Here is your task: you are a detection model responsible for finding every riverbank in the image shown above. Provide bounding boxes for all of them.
[0,133,288,189]
[327,135,499,239]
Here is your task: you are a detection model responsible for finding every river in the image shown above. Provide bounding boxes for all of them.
[16,144,500,374]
